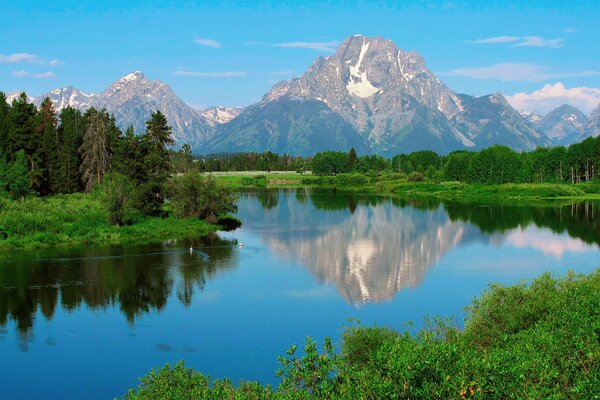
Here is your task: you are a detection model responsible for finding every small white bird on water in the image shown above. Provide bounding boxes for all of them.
[239,242,244,248]
[189,246,193,253]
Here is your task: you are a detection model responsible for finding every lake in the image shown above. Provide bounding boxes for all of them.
[1,189,599,399]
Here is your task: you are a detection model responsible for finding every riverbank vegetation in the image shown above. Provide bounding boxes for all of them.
[125,269,600,399]
[0,193,218,251]
[0,93,236,250]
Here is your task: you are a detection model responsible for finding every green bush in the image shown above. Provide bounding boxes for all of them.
[333,173,368,186]
[407,172,424,182]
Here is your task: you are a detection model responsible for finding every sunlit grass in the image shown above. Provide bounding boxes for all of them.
[0,193,218,251]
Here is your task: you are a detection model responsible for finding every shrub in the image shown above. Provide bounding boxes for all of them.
[101,172,137,226]
[407,172,424,182]
[169,173,238,223]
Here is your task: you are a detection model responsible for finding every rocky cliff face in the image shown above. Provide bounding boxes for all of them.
[536,104,588,145]
[587,103,600,138]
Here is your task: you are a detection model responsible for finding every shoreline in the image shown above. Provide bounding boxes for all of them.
[210,172,600,203]
[0,193,221,252]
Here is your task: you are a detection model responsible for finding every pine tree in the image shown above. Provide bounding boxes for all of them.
[0,152,7,193]
[35,97,60,195]
[8,150,31,199]
[0,92,10,155]
[79,108,110,192]
[144,110,174,183]
[58,107,84,193]
[7,93,36,160]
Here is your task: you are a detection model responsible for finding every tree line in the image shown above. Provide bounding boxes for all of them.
[311,139,600,184]
[0,92,236,225]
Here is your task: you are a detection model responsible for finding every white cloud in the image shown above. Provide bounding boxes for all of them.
[11,70,56,79]
[441,62,600,82]
[466,36,520,44]
[506,82,600,114]
[0,53,40,63]
[174,70,246,77]
[506,228,596,259]
[273,41,339,52]
[561,28,578,33]
[193,38,221,48]
[467,35,564,48]
[513,36,564,48]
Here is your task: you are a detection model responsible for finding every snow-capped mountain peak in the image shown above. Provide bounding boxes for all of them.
[200,106,244,127]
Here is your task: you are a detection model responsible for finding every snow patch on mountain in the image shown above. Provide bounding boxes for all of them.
[346,37,380,98]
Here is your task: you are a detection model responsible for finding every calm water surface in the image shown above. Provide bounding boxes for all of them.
[1,189,599,399]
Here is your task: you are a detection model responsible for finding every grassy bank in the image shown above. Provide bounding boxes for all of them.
[0,193,218,251]
[210,171,600,202]
[125,269,600,399]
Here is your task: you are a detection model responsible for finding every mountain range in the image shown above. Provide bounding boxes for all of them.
[5,34,600,155]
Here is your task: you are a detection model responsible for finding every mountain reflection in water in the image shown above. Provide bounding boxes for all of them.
[235,189,600,304]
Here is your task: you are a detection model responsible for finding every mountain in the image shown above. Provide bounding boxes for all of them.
[536,104,588,145]
[200,106,244,127]
[8,71,229,148]
[520,110,543,125]
[587,104,600,138]
[452,93,544,150]
[203,34,544,155]
[36,86,96,110]
[6,92,34,104]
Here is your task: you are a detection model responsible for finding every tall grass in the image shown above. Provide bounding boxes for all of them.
[0,193,217,251]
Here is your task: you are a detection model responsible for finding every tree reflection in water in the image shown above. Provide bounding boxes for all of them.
[0,234,237,341]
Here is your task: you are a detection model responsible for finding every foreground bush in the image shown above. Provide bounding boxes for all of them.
[125,269,600,399]
[169,173,238,223]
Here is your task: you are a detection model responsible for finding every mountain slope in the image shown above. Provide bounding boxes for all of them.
[537,104,587,145]
[453,93,546,150]
[206,97,369,156]
[587,104,600,138]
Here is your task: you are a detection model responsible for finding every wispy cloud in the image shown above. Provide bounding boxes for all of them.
[467,35,564,48]
[506,82,600,114]
[174,70,246,77]
[273,41,339,52]
[561,28,578,34]
[441,62,600,82]
[0,53,62,66]
[11,70,56,79]
[466,36,520,44]
[193,38,221,48]
[513,36,564,48]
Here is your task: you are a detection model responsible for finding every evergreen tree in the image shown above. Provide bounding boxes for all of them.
[7,150,31,199]
[0,92,10,155]
[36,97,60,194]
[138,111,174,216]
[144,111,174,183]
[58,107,83,193]
[79,108,110,192]
[0,153,8,193]
[113,126,148,184]
[347,147,357,171]
[7,93,39,193]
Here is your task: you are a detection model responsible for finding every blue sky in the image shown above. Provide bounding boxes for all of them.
[2,0,600,114]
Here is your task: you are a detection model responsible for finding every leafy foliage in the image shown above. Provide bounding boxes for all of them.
[169,173,238,223]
